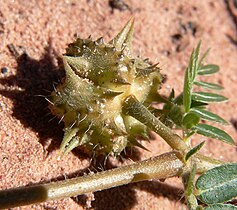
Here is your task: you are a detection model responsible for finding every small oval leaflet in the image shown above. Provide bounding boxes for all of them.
[194,123,234,145]
[183,112,200,129]
[190,108,228,124]
[192,92,228,103]
[194,81,223,90]
[196,163,237,204]
[197,64,219,75]
[185,141,205,161]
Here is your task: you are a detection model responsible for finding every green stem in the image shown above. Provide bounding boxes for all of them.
[0,152,183,209]
[122,95,188,153]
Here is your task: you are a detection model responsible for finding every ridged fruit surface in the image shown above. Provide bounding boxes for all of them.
[49,18,163,156]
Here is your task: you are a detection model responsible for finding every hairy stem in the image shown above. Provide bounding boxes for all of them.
[122,95,188,153]
[0,152,224,209]
[0,152,183,209]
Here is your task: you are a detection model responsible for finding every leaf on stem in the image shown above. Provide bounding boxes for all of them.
[187,193,198,210]
[196,163,237,204]
[194,123,234,145]
[204,204,237,210]
[185,141,205,161]
[183,68,192,112]
[183,112,200,129]
[190,108,228,124]
[197,64,219,75]
[199,48,210,66]
[191,100,208,109]
[183,42,201,112]
[194,81,224,90]
[190,41,201,82]
[192,92,228,103]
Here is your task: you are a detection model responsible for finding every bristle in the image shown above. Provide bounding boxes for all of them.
[63,136,80,154]
[111,77,131,85]
[102,90,124,98]
[60,127,79,153]
[128,137,150,152]
[95,37,104,45]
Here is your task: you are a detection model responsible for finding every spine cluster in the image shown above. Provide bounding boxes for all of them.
[49,19,163,156]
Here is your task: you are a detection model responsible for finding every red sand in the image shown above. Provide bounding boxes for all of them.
[0,1,236,209]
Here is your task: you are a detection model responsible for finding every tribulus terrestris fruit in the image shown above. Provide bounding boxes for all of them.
[49,18,163,157]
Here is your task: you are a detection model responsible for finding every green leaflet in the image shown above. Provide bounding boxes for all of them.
[185,141,205,161]
[190,42,201,82]
[187,193,198,210]
[183,67,192,112]
[190,108,228,124]
[192,92,228,103]
[191,100,208,109]
[194,124,234,145]
[183,43,200,112]
[199,48,210,66]
[196,164,237,204]
[183,112,200,129]
[204,204,237,210]
[194,81,224,90]
[198,64,219,75]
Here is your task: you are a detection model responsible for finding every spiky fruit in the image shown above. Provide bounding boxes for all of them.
[49,18,163,157]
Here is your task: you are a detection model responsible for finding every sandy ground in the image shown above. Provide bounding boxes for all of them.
[0,0,237,209]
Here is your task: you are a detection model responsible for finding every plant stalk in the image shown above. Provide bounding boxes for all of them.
[0,152,183,209]
[0,152,224,209]
[122,95,188,153]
